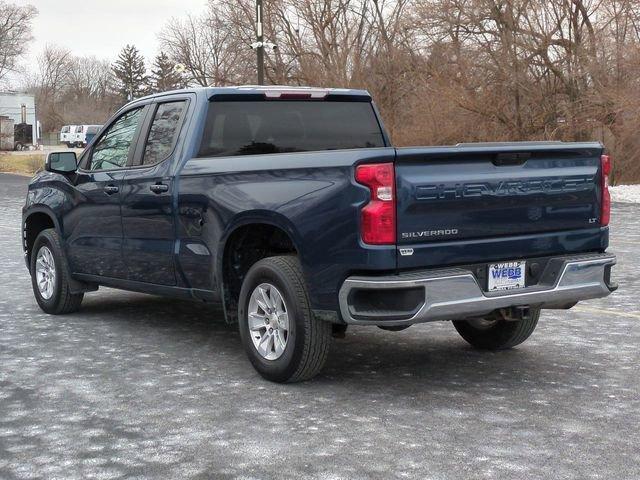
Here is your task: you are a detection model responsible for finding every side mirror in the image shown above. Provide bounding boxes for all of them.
[46,151,77,174]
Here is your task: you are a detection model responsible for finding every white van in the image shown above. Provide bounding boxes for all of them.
[59,125,77,146]
[72,125,84,146]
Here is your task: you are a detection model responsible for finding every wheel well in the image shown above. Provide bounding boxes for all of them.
[24,212,55,264]
[222,224,297,322]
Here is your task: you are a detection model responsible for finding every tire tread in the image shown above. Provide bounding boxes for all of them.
[266,256,331,382]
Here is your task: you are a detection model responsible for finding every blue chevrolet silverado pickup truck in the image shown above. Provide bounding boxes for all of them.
[22,86,617,382]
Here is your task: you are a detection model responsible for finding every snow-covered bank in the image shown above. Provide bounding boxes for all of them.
[610,184,640,204]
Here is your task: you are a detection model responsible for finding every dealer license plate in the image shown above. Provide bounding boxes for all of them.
[487,261,526,291]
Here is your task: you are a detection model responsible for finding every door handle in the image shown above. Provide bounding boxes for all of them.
[150,183,169,194]
[103,185,119,195]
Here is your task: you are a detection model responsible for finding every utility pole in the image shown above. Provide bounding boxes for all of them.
[256,0,264,85]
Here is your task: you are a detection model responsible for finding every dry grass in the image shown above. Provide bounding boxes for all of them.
[0,153,45,176]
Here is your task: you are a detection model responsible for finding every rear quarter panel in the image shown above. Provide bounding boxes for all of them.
[176,148,397,312]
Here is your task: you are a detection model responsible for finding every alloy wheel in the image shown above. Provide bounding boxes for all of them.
[247,283,290,360]
[35,246,56,300]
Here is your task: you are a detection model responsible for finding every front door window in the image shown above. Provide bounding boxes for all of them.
[90,108,143,171]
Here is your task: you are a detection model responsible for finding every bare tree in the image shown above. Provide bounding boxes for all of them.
[159,3,252,86]
[0,1,37,83]
[32,45,73,128]
[408,0,640,181]
[26,45,120,132]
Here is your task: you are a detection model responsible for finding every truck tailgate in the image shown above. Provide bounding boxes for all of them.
[395,143,607,269]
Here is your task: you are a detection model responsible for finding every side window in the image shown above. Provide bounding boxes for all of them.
[142,101,186,166]
[89,108,143,171]
[61,126,69,133]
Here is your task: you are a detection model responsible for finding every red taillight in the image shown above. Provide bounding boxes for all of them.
[601,154,611,226]
[355,163,396,245]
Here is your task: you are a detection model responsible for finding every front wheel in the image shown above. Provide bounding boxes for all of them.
[30,229,84,314]
[452,309,540,350]
[238,256,331,383]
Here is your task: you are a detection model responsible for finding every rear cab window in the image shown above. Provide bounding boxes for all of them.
[142,101,187,166]
[198,99,385,157]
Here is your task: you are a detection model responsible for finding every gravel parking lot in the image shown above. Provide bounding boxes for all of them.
[0,173,638,480]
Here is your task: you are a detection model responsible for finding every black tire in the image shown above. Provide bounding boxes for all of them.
[30,229,84,315]
[238,256,331,383]
[452,309,540,350]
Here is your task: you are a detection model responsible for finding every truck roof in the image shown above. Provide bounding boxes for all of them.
[208,85,370,98]
[137,85,372,102]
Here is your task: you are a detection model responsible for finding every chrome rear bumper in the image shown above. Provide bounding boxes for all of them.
[338,253,617,326]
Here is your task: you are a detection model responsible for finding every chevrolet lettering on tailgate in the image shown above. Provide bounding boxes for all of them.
[415,176,596,201]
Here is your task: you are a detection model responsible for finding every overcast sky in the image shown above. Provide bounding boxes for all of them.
[13,0,209,69]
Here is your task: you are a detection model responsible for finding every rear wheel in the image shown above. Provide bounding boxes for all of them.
[30,229,84,314]
[238,256,331,383]
[452,309,540,350]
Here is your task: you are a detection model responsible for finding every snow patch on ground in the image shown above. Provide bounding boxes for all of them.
[610,184,640,204]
